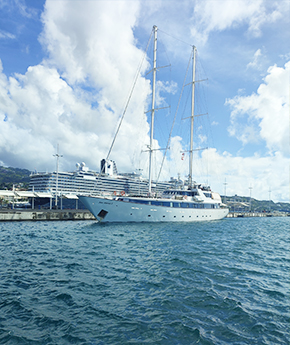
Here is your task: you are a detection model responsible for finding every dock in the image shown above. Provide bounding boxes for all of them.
[0,209,96,221]
[0,209,288,221]
[226,212,288,218]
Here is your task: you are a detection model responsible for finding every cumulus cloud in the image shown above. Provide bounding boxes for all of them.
[156,140,289,202]
[190,0,283,44]
[203,149,289,202]
[226,61,290,155]
[0,61,102,169]
[0,0,155,173]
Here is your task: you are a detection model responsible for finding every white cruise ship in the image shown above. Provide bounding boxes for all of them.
[29,159,173,197]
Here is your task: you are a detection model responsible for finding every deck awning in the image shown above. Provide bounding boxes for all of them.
[34,192,53,198]
[0,190,15,197]
[62,194,78,199]
[15,191,36,198]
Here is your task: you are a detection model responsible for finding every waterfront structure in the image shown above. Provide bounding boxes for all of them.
[29,160,173,198]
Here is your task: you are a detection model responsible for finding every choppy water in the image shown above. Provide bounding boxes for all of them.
[0,217,289,344]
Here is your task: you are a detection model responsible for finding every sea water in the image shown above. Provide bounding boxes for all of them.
[0,217,289,344]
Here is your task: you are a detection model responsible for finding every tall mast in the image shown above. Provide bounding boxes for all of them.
[53,144,62,207]
[189,46,196,188]
[148,25,157,194]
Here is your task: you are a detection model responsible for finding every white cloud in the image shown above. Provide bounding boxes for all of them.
[190,0,283,44]
[0,30,16,40]
[40,1,142,88]
[0,62,100,168]
[226,61,290,155]
[0,1,156,173]
[155,80,177,107]
[247,49,262,70]
[280,52,290,61]
[156,142,289,202]
[15,0,38,18]
[190,149,289,202]
[221,60,290,202]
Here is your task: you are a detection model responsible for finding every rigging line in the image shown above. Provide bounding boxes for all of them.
[91,29,153,194]
[158,28,193,47]
[156,50,193,184]
[105,29,153,162]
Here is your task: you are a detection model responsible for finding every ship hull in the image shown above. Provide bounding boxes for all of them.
[79,196,229,222]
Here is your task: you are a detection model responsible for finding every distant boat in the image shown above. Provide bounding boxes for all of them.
[79,26,229,222]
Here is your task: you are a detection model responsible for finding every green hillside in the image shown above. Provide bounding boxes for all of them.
[224,195,290,213]
[0,165,289,213]
[0,166,31,190]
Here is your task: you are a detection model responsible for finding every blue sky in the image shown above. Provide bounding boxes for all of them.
[0,0,289,202]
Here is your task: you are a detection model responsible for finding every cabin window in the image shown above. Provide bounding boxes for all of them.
[151,201,163,206]
[133,199,150,205]
[162,202,171,207]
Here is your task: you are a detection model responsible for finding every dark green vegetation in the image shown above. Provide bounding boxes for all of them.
[0,166,31,190]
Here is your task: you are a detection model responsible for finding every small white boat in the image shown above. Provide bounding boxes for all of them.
[79,26,229,222]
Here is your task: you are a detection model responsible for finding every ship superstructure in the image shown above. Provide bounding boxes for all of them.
[29,159,173,197]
